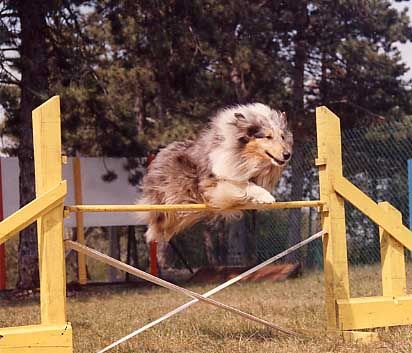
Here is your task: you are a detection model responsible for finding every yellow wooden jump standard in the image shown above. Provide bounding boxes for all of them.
[0,96,72,352]
[316,106,351,334]
[317,107,412,341]
[2,97,412,352]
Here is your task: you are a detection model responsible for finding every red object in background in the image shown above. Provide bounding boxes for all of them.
[146,153,159,277]
[0,160,6,290]
[149,241,158,277]
[146,153,156,168]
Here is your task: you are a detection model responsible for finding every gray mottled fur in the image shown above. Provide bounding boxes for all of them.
[139,103,293,242]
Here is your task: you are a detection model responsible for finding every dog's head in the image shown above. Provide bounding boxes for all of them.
[231,103,293,168]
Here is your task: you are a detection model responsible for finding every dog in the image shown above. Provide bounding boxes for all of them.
[139,103,293,243]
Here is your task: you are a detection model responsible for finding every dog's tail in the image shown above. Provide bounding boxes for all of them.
[135,195,158,242]
[135,195,175,243]
[135,195,150,222]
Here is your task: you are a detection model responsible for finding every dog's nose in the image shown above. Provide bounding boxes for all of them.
[283,152,291,160]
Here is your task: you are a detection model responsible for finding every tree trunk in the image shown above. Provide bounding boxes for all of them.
[126,226,138,281]
[134,90,145,133]
[108,227,122,282]
[225,55,252,263]
[217,222,227,266]
[287,149,305,263]
[16,0,49,289]
[203,227,218,267]
[156,241,176,270]
[286,0,308,263]
[154,70,168,121]
[227,213,257,266]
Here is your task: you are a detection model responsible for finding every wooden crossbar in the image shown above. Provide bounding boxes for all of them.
[65,240,299,337]
[65,200,324,213]
[0,181,67,245]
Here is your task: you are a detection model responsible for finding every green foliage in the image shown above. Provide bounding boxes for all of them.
[2,0,412,156]
[1,0,412,279]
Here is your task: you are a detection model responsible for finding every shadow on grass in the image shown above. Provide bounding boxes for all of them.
[0,291,40,307]
[67,282,159,302]
[197,324,289,342]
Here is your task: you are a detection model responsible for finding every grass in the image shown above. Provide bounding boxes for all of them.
[2,266,412,352]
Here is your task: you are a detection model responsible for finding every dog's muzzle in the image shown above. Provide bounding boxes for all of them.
[265,151,287,166]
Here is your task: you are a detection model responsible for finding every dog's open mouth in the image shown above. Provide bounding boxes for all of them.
[265,151,286,166]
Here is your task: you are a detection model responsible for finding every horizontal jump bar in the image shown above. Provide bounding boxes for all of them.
[65,200,325,213]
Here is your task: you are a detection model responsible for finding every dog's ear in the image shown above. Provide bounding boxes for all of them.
[234,112,253,144]
[233,112,249,129]
[234,112,247,121]
[279,111,288,129]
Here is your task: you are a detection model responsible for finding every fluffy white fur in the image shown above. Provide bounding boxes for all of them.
[139,103,293,242]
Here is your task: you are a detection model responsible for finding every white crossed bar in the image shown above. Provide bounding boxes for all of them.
[65,230,324,353]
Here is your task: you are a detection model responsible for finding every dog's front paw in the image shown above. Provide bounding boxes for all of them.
[252,193,276,204]
[247,184,276,204]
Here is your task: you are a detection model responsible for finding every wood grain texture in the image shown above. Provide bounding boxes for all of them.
[341,330,379,343]
[337,295,412,330]
[0,181,66,245]
[66,200,325,213]
[0,324,72,352]
[33,96,67,325]
[316,106,350,330]
[333,176,412,251]
[379,202,406,296]
[73,157,87,285]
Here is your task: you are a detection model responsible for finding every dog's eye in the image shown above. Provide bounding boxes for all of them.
[281,134,285,140]
[266,135,273,139]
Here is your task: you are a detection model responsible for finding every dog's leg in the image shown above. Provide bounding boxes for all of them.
[206,180,275,208]
[245,182,276,204]
[206,180,249,208]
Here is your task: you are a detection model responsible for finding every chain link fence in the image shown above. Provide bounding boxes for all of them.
[6,117,412,286]
[257,117,412,270]
[60,117,412,283]
[165,118,412,273]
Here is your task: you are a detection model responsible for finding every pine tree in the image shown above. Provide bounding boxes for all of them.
[0,0,91,288]
[1,1,412,281]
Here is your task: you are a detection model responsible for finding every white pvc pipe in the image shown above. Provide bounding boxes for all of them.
[96,230,325,353]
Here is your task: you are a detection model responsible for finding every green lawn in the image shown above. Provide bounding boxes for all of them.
[1,266,412,352]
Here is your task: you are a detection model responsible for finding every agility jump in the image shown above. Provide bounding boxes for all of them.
[0,96,411,352]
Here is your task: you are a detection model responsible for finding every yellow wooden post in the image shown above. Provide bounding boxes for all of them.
[0,96,72,352]
[73,157,87,285]
[379,202,406,296]
[32,96,69,325]
[316,106,350,330]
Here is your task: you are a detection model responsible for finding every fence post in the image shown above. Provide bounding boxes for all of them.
[33,96,67,325]
[73,156,87,285]
[379,202,406,296]
[316,106,350,330]
[108,227,121,281]
[0,159,6,289]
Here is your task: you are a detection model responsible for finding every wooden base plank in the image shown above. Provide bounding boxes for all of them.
[0,323,72,352]
[337,295,412,330]
[342,330,380,343]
